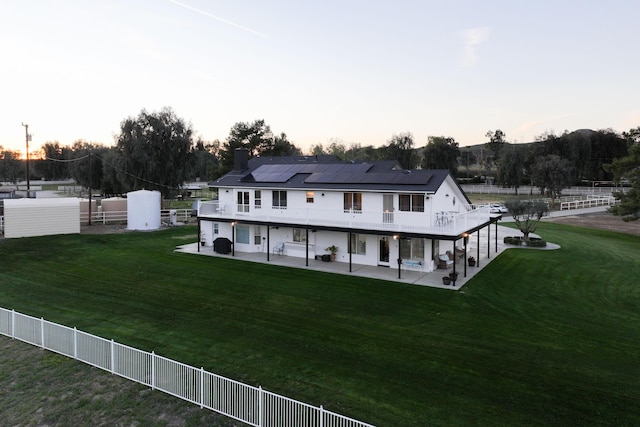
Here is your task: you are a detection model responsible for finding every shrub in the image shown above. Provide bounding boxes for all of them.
[527,239,547,247]
[503,236,522,245]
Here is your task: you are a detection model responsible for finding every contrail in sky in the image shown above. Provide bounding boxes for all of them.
[168,0,267,38]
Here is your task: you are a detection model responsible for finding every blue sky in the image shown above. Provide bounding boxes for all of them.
[2,0,639,155]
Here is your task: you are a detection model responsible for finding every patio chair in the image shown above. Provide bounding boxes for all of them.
[437,254,453,269]
[272,242,284,255]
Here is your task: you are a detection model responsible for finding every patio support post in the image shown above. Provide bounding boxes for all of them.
[452,241,456,281]
[197,220,201,253]
[305,228,309,267]
[495,220,499,253]
[267,226,270,262]
[463,236,467,277]
[487,221,491,259]
[476,230,480,268]
[348,231,352,272]
[231,221,235,257]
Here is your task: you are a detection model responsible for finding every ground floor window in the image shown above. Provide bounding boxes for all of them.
[254,227,261,245]
[292,228,306,243]
[213,223,219,234]
[349,233,366,255]
[235,225,250,244]
[400,238,424,260]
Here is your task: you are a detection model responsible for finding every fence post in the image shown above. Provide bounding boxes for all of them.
[73,327,77,359]
[259,386,264,427]
[151,351,156,390]
[11,309,15,338]
[320,405,324,427]
[40,317,45,348]
[200,367,204,409]
[110,339,115,374]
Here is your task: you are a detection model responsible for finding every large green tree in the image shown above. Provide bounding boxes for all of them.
[67,141,109,192]
[36,142,71,180]
[535,129,627,182]
[421,136,460,176]
[497,145,526,194]
[192,139,220,182]
[531,154,574,202]
[384,132,419,170]
[218,120,300,176]
[485,129,506,168]
[0,147,23,185]
[114,107,194,198]
[607,142,640,221]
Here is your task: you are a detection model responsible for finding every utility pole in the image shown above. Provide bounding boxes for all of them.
[21,123,31,197]
[88,149,92,226]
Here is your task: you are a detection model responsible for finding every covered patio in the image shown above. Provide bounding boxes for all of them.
[176,224,554,290]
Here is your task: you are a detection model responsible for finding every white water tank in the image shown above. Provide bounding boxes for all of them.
[127,190,161,230]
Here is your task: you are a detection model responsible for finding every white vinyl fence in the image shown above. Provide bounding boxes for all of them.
[0,307,374,427]
[79,209,192,225]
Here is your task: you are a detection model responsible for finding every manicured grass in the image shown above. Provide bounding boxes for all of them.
[1,224,639,426]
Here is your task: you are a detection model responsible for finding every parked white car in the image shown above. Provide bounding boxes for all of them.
[489,203,509,213]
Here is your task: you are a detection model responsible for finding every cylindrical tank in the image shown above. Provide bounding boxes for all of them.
[127,190,161,230]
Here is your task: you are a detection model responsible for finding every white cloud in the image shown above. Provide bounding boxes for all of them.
[461,27,490,67]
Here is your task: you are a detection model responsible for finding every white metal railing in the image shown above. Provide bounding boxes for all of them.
[78,209,192,225]
[0,215,3,232]
[0,307,375,427]
[199,201,492,236]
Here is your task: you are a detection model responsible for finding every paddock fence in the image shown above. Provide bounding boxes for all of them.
[79,209,192,225]
[559,195,619,211]
[0,307,375,427]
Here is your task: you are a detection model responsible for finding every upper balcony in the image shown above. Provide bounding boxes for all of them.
[199,201,493,237]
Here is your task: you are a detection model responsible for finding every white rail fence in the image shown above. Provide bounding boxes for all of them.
[79,209,192,225]
[0,307,374,427]
[560,195,619,210]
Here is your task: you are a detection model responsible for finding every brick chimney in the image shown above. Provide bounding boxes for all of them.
[234,148,249,171]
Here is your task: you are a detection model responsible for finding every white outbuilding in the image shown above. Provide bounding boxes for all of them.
[3,198,80,239]
[126,190,161,231]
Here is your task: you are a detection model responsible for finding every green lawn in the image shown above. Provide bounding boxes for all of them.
[1,224,639,426]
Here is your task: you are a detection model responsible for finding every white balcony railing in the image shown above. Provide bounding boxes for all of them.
[199,201,492,236]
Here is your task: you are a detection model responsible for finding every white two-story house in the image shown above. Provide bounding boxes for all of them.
[197,149,500,278]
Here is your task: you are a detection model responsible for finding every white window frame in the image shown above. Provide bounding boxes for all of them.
[349,233,366,255]
[292,228,306,243]
[272,190,287,209]
[399,194,425,212]
[254,190,262,209]
[343,192,362,213]
[237,191,250,213]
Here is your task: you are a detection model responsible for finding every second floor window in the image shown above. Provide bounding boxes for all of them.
[237,191,250,213]
[306,191,314,203]
[344,192,362,213]
[272,190,287,209]
[255,190,261,209]
[399,194,424,212]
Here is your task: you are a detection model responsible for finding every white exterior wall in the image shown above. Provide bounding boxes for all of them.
[4,198,80,239]
[203,182,474,270]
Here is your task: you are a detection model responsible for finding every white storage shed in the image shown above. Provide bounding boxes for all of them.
[127,190,161,230]
[3,198,80,239]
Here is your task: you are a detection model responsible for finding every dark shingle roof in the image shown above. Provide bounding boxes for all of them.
[212,156,450,192]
